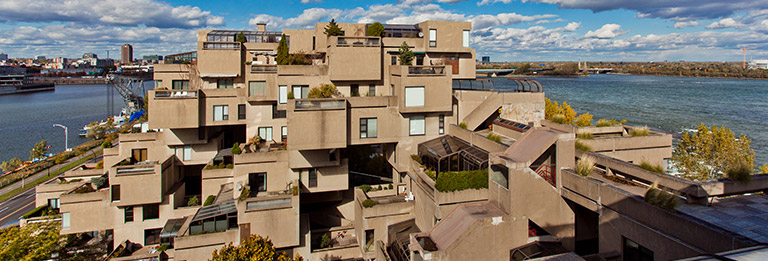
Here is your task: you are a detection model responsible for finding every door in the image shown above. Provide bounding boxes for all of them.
[445,57,459,74]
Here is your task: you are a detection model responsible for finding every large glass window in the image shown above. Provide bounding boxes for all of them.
[144,228,162,246]
[125,206,134,223]
[217,79,233,89]
[369,84,376,96]
[463,30,470,48]
[360,118,377,139]
[279,85,288,104]
[249,81,266,97]
[132,148,147,163]
[172,80,188,90]
[405,86,425,107]
[213,105,229,121]
[292,85,309,99]
[491,165,509,189]
[409,116,425,136]
[175,146,192,161]
[308,169,318,188]
[111,185,121,202]
[259,127,273,141]
[62,213,70,229]
[429,29,437,47]
[238,104,246,120]
[143,204,159,220]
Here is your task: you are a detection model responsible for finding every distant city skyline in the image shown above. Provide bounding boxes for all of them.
[0,0,766,61]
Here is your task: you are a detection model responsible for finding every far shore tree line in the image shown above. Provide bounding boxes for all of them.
[478,61,768,79]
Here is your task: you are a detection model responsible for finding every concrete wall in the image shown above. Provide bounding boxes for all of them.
[174,229,239,261]
[287,99,347,150]
[148,90,200,129]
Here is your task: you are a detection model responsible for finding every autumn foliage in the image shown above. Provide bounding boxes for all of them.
[211,235,302,261]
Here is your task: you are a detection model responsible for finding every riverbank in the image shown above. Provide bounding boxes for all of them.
[609,72,768,80]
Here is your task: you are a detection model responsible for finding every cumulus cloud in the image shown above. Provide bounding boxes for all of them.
[0,0,224,28]
[584,24,625,38]
[518,0,768,21]
[674,21,701,29]
[477,0,513,6]
[249,8,350,29]
[706,18,745,29]
[301,0,322,3]
[472,13,558,31]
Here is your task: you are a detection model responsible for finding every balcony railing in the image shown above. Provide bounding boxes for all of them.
[533,164,556,187]
[336,37,380,47]
[203,42,241,50]
[294,99,346,110]
[115,161,158,175]
[408,66,446,76]
[154,90,197,98]
[251,65,278,73]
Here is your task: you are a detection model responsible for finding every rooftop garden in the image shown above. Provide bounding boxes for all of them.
[433,169,488,192]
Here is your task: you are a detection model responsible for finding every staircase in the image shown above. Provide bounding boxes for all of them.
[461,92,504,131]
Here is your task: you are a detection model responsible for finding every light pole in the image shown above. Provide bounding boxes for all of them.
[53,124,70,152]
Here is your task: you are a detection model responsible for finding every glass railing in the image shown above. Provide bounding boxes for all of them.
[295,99,346,110]
[203,42,241,49]
[251,65,278,73]
[155,90,197,98]
[408,66,446,76]
[336,37,380,47]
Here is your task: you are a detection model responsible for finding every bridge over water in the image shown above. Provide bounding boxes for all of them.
[476,69,515,77]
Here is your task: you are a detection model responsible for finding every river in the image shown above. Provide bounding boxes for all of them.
[0,82,152,163]
[488,74,768,165]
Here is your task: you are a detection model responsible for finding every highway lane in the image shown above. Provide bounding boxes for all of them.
[0,188,36,228]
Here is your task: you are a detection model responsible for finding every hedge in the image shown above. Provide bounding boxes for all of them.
[434,169,488,192]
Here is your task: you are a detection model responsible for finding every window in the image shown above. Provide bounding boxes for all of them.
[292,85,309,99]
[463,30,470,48]
[217,79,233,89]
[48,198,60,209]
[623,237,653,261]
[111,185,121,201]
[172,80,189,90]
[272,104,286,119]
[429,29,437,47]
[132,148,147,163]
[213,105,229,121]
[143,204,159,220]
[145,228,162,246]
[360,118,377,138]
[249,81,266,97]
[155,80,162,89]
[125,206,134,223]
[404,86,425,107]
[369,84,376,96]
[259,127,273,141]
[439,115,445,134]
[409,116,425,136]
[281,126,288,140]
[250,173,267,192]
[175,146,192,161]
[62,213,70,229]
[416,55,424,66]
[391,55,397,65]
[238,104,246,120]
[491,165,509,189]
[278,85,288,104]
[308,169,317,188]
[351,84,359,97]
[365,229,375,252]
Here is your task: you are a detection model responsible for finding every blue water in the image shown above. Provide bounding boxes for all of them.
[488,74,768,165]
[0,82,151,162]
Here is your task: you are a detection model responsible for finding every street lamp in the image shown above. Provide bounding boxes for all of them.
[53,124,70,151]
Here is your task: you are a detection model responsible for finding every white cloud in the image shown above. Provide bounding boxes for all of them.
[477,0,512,6]
[706,18,744,29]
[472,13,558,31]
[584,24,625,38]
[301,0,322,3]
[519,0,768,21]
[674,21,701,29]
[0,0,224,28]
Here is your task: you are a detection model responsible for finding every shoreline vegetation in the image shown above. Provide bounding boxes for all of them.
[478,61,768,79]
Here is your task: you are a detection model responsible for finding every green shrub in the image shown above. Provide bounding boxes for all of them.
[595,118,626,127]
[90,176,107,188]
[156,244,169,252]
[486,133,502,143]
[576,157,595,177]
[377,185,382,190]
[425,170,436,180]
[458,122,467,129]
[239,187,250,201]
[101,140,112,148]
[644,184,679,211]
[287,92,295,100]
[320,233,333,248]
[726,163,753,183]
[187,196,200,206]
[639,161,665,174]
[359,184,372,193]
[411,154,423,165]
[226,164,234,169]
[575,140,592,152]
[760,164,768,174]
[576,132,594,140]
[96,160,104,169]
[362,199,376,208]
[629,126,650,136]
[22,205,50,219]
[434,169,488,192]
[388,184,393,190]
[203,195,216,206]
[551,114,566,124]
[231,143,242,155]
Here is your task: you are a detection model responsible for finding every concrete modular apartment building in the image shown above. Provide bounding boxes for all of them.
[37,20,768,260]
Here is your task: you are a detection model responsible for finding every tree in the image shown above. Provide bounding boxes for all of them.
[288,51,312,65]
[30,140,49,160]
[398,41,414,65]
[236,32,246,43]
[307,84,340,98]
[86,117,115,140]
[0,222,62,260]
[672,124,755,181]
[366,22,385,37]
[1,157,23,172]
[277,34,289,65]
[324,19,343,36]
[211,235,302,261]
[760,164,768,174]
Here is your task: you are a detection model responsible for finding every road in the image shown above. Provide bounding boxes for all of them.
[0,188,36,228]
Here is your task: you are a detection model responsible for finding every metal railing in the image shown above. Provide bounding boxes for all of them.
[202,42,241,50]
[336,37,380,47]
[294,99,346,110]
[534,164,556,187]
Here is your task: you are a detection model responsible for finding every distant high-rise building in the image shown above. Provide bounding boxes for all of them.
[0,53,7,61]
[142,54,163,61]
[121,44,133,64]
[83,53,98,59]
[482,56,490,64]
[35,55,46,60]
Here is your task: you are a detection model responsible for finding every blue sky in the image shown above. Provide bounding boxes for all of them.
[0,0,766,61]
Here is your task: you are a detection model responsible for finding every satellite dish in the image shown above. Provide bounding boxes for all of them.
[418,32,424,37]
[236,184,243,191]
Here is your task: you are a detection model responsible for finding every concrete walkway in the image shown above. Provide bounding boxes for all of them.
[0,146,103,198]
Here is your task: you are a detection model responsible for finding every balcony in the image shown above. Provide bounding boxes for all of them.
[250,65,277,73]
[148,90,199,129]
[294,99,346,110]
[110,156,177,206]
[335,36,381,47]
[288,99,348,150]
[198,42,242,76]
[408,65,446,76]
[389,65,452,113]
[277,65,328,76]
